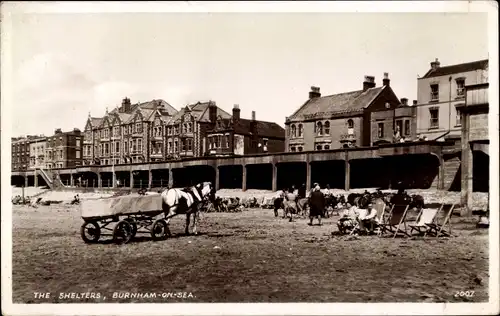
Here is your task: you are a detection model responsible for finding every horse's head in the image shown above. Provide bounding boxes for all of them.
[197,182,216,203]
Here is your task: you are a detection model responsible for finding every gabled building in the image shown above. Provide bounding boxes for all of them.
[205,105,285,156]
[370,98,418,146]
[83,98,178,165]
[415,58,489,142]
[164,101,232,158]
[285,73,402,151]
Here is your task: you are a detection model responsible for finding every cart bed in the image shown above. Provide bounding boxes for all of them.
[81,193,163,220]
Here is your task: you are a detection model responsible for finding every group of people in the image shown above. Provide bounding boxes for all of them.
[276,182,332,226]
[336,201,380,235]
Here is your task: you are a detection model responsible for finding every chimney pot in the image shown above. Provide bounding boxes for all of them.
[382,72,390,86]
[251,111,256,121]
[363,75,376,91]
[232,104,241,121]
[309,86,321,99]
[400,98,408,106]
[413,100,418,106]
[430,58,441,70]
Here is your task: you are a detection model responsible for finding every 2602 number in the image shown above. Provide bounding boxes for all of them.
[454,290,475,298]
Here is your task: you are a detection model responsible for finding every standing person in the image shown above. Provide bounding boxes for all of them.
[308,184,325,226]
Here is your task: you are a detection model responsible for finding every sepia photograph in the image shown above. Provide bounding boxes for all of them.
[1,1,498,315]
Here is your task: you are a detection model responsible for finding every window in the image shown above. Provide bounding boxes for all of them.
[76,150,80,159]
[324,121,330,135]
[430,84,439,101]
[291,125,297,138]
[429,108,439,128]
[316,144,322,151]
[187,138,193,151]
[377,122,384,138]
[124,141,128,153]
[168,141,172,153]
[456,78,465,97]
[316,121,323,136]
[456,107,462,126]
[132,140,136,153]
[395,120,403,136]
[347,119,354,135]
[174,140,178,152]
[115,141,120,153]
[298,124,303,137]
[404,120,410,136]
[225,135,230,148]
[137,139,143,152]
[129,140,133,153]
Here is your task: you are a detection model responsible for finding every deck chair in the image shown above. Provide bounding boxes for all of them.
[349,208,368,236]
[408,205,442,236]
[424,204,455,238]
[379,204,410,238]
[370,199,386,236]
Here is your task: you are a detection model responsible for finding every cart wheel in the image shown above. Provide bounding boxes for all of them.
[113,220,133,244]
[151,219,170,241]
[81,221,101,243]
[124,218,137,237]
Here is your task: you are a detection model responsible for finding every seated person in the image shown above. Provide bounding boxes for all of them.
[337,202,358,233]
[357,203,379,233]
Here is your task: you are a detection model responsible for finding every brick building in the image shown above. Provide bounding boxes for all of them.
[164,101,232,159]
[205,104,285,156]
[370,98,418,145]
[11,137,31,171]
[285,73,402,151]
[45,128,83,169]
[415,58,488,141]
[83,98,178,165]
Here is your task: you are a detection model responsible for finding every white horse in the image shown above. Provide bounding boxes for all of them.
[161,182,215,235]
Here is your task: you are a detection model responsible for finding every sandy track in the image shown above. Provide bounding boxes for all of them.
[12,204,488,303]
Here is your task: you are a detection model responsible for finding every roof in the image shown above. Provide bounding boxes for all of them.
[234,119,285,139]
[89,98,179,129]
[167,101,232,124]
[421,59,488,79]
[289,86,386,121]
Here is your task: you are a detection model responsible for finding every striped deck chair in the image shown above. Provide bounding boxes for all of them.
[424,204,456,238]
[379,204,410,238]
[408,205,442,236]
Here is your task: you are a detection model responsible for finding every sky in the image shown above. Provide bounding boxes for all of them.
[7,8,489,137]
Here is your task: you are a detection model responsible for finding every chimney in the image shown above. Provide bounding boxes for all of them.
[122,97,131,113]
[208,101,217,123]
[400,98,408,106]
[54,128,62,134]
[309,86,321,99]
[251,111,256,121]
[430,58,440,71]
[382,72,390,86]
[413,100,418,106]
[363,76,376,91]
[232,104,240,121]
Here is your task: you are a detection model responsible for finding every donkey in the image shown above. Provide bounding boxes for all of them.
[161,181,216,235]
